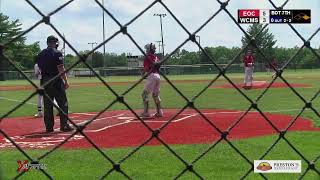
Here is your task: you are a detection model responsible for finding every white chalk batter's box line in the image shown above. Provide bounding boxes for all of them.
[72,108,303,118]
[1,109,303,136]
[65,110,264,133]
[0,112,193,148]
[0,135,84,149]
[0,112,198,148]
[65,109,305,132]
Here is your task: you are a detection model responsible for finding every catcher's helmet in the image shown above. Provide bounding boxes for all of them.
[47,35,58,43]
[144,43,156,53]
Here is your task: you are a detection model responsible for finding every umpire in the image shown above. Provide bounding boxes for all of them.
[37,35,73,132]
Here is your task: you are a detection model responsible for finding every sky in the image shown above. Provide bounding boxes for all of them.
[1,0,320,56]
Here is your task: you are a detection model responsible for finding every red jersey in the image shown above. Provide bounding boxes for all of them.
[143,53,160,73]
[243,55,254,67]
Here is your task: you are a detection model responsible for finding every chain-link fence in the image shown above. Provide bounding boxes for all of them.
[0,63,287,79]
[1,0,320,179]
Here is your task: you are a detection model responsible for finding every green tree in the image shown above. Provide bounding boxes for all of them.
[91,51,104,68]
[200,47,213,64]
[273,47,289,68]
[241,24,277,63]
[64,54,78,69]
[200,46,241,66]
[104,53,127,67]
[0,13,41,72]
[179,50,199,65]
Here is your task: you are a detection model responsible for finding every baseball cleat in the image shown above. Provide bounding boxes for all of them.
[34,112,43,118]
[154,112,163,117]
[46,129,54,133]
[140,112,151,118]
[60,125,74,132]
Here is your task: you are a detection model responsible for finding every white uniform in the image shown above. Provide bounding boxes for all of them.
[141,44,163,117]
[243,55,254,87]
[34,64,43,113]
[34,64,42,80]
[144,73,161,95]
[244,65,254,86]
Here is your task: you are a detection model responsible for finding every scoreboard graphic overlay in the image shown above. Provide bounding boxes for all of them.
[238,9,311,24]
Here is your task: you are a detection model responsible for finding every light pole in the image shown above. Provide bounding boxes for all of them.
[88,42,97,52]
[102,0,106,72]
[196,35,201,53]
[0,9,3,80]
[88,42,97,68]
[154,13,166,74]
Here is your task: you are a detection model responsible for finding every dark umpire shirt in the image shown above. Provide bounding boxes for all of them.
[37,47,63,77]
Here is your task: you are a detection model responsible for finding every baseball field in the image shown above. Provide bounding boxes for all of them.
[0,70,319,179]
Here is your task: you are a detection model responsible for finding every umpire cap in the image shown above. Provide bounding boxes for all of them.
[47,35,58,43]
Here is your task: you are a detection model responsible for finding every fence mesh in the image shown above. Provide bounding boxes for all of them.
[1,63,288,79]
[1,0,320,179]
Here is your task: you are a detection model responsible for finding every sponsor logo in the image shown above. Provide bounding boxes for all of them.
[254,160,301,173]
[256,162,272,171]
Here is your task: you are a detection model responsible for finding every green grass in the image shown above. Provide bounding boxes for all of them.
[0,132,319,179]
[1,68,320,86]
[1,70,320,179]
[1,71,320,125]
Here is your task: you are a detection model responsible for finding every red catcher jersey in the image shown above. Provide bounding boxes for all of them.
[143,53,160,73]
[243,55,254,67]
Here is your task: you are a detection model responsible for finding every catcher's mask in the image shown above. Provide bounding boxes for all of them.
[145,43,156,54]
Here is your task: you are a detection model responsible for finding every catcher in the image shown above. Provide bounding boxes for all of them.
[140,43,163,118]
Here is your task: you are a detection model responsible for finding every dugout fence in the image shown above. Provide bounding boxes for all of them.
[0,64,257,79]
[0,0,320,179]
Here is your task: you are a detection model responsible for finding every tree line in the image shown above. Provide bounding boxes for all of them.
[0,13,41,71]
[167,46,320,70]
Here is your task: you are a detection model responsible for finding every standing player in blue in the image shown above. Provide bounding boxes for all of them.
[34,45,60,118]
[37,35,73,132]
